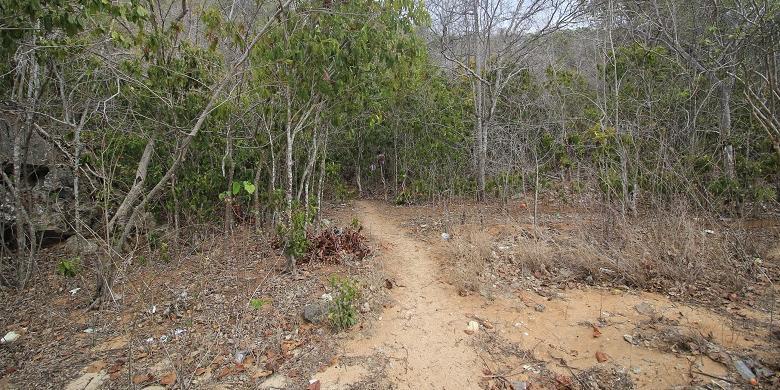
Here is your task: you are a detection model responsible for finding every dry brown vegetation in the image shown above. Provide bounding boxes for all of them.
[443,201,777,309]
[0,208,383,389]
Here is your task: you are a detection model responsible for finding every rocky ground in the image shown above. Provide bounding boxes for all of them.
[1,204,386,390]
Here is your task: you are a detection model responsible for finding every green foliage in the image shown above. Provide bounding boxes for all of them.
[394,189,413,205]
[219,180,256,201]
[278,202,316,259]
[350,217,361,230]
[250,298,270,310]
[328,275,359,331]
[56,258,79,277]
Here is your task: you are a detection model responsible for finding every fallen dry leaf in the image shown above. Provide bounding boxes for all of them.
[216,366,234,379]
[308,379,321,390]
[251,369,273,379]
[131,373,154,385]
[93,335,129,352]
[592,325,602,338]
[107,360,124,374]
[595,351,608,363]
[160,371,177,386]
[281,340,303,355]
[555,374,573,386]
[194,367,207,376]
[85,360,107,373]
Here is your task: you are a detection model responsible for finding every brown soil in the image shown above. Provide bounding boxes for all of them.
[315,200,779,389]
[2,199,778,389]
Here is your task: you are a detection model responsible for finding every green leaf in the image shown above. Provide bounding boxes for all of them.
[243,181,256,195]
[231,181,241,195]
[250,298,269,309]
[136,5,148,18]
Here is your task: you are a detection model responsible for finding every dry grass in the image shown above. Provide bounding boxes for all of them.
[446,202,769,300]
[442,230,493,294]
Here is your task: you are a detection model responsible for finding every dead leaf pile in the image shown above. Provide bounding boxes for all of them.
[304,227,371,263]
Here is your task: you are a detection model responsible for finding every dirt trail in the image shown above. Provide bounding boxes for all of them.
[316,200,484,389]
[316,201,765,389]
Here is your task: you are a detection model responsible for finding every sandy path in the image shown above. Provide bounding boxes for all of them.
[316,201,484,389]
[315,201,765,389]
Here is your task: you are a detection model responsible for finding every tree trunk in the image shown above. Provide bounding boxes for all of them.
[720,77,736,180]
[316,128,328,226]
[224,125,235,232]
[108,138,156,233]
[253,162,262,228]
[284,85,296,275]
[472,0,486,201]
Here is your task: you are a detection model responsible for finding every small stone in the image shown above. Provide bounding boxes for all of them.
[360,302,370,313]
[441,232,451,240]
[235,350,248,364]
[303,302,330,323]
[631,367,641,374]
[511,381,528,390]
[634,302,656,316]
[464,320,479,335]
[534,304,546,312]
[1,331,20,344]
[623,334,635,344]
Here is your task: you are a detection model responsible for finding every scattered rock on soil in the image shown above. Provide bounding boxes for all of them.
[534,303,546,312]
[360,302,371,313]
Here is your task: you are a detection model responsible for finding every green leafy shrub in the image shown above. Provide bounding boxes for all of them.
[278,202,315,259]
[394,189,413,205]
[350,217,361,230]
[57,258,80,277]
[250,298,270,309]
[328,275,359,331]
[218,180,256,201]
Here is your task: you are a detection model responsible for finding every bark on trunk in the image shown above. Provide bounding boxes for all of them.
[720,77,736,180]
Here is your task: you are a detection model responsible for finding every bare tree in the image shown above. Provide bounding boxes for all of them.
[428,0,582,200]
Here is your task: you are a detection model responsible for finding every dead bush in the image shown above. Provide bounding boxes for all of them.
[304,227,371,264]
[443,229,493,294]
[500,202,759,295]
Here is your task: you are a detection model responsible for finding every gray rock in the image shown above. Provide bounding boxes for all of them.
[360,302,370,313]
[511,381,528,390]
[64,236,99,256]
[634,302,656,316]
[303,302,330,323]
[1,331,20,344]
[534,304,546,312]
